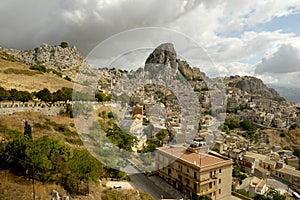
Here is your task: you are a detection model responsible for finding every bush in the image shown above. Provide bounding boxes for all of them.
[235,189,249,197]
[0,51,16,62]
[7,89,33,102]
[140,192,155,200]
[64,76,72,81]
[224,117,240,130]
[289,123,297,131]
[95,92,111,102]
[52,70,62,77]
[36,88,52,102]
[240,120,256,131]
[30,63,48,72]
[108,111,114,119]
[280,131,285,137]
[60,42,69,48]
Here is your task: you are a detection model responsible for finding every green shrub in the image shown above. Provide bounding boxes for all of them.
[52,70,62,77]
[0,51,16,62]
[30,63,49,72]
[59,42,69,48]
[64,76,72,81]
[65,138,83,146]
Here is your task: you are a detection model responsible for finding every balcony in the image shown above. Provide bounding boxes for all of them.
[199,177,217,186]
[197,186,218,196]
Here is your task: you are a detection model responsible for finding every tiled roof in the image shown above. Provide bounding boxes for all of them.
[157,146,233,170]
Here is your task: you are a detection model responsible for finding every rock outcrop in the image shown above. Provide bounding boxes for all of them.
[4,43,89,80]
[225,76,280,99]
[145,43,204,81]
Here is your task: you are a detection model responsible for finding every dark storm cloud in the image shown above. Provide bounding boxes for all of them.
[0,0,203,55]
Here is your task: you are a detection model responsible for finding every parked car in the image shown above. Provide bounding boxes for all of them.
[113,185,123,189]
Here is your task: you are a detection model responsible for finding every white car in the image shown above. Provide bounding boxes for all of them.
[113,185,123,189]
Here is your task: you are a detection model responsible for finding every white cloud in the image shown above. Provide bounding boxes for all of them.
[255,44,300,74]
[254,44,300,89]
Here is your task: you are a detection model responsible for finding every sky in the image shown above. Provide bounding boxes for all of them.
[1,0,300,101]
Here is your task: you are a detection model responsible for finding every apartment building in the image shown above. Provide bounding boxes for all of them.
[155,144,234,200]
[272,166,300,187]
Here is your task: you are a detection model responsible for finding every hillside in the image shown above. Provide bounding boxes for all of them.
[0,42,299,199]
[0,52,73,92]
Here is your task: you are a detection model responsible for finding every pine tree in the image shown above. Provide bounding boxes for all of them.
[24,121,32,140]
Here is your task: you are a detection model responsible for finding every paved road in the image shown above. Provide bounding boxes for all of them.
[123,164,175,200]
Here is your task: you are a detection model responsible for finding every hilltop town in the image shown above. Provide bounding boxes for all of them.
[0,42,300,200]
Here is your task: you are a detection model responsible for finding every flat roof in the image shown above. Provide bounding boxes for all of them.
[276,167,300,178]
[157,146,233,171]
[244,151,276,165]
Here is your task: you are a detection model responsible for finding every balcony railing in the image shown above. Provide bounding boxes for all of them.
[199,177,217,185]
[197,186,218,196]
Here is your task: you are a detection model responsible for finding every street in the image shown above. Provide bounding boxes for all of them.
[123,164,176,199]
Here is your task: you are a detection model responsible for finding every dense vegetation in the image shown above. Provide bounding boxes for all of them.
[95,92,112,102]
[0,127,102,194]
[140,129,167,153]
[223,117,256,132]
[0,87,96,103]
[232,164,247,184]
[253,190,286,200]
[106,124,138,152]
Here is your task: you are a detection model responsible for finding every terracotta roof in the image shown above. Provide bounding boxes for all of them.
[257,179,266,188]
[157,146,233,170]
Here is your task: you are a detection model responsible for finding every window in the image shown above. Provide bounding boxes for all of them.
[219,189,221,194]
[187,168,189,173]
[219,168,222,173]
[219,179,221,184]
[168,168,172,175]
[194,172,197,179]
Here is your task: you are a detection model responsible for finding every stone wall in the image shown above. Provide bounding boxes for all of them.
[0,101,67,116]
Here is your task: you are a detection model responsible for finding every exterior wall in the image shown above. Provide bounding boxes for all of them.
[156,150,233,200]
[240,156,255,174]
[259,160,275,172]
[217,165,233,200]
[272,169,300,187]
[286,158,299,169]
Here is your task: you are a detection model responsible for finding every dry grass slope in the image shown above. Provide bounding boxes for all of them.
[0,56,73,92]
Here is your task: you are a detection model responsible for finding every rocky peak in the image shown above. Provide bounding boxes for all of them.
[145,43,203,81]
[225,75,280,98]
[145,43,177,65]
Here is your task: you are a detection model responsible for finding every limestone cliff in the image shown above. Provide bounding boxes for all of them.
[145,43,204,81]
[4,43,89,80]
